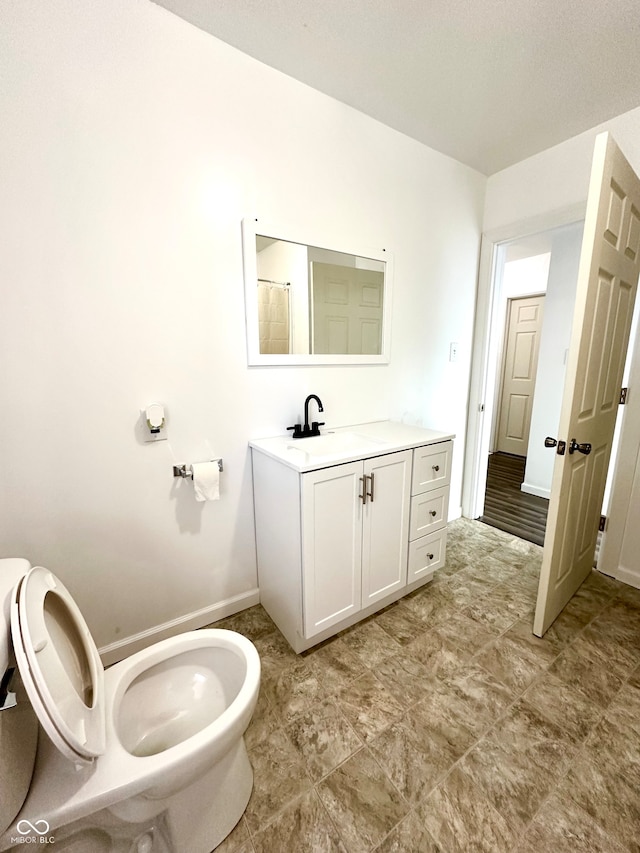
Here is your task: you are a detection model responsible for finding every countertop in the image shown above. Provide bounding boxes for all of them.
[249,420,454,473]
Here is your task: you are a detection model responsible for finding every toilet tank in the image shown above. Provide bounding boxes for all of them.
[0,558,39,839]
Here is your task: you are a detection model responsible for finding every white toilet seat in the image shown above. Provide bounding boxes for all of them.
[10,566,105,763]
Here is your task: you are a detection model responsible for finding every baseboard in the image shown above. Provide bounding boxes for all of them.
[520,481,551,500]
[98,588,260,666]
[613,565,640,590]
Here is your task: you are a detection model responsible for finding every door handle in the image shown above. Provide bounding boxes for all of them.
[569,438,592,455]
[366,472,375,503]
[544,436,567,455]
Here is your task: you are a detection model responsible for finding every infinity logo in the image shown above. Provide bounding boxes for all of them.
[16,819,50,836]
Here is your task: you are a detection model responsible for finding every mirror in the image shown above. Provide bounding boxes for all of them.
[242,218,393,365]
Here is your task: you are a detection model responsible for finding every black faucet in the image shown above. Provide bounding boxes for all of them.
[287,394,325,438]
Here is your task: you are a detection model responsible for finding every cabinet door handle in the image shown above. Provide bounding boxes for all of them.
[366,472,375,503]
[432,464,440,472]
[359,476,367,505]
[427,553,434,560]
[429,510,437,517]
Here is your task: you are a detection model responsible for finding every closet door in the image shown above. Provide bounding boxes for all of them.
[496,294,545,456]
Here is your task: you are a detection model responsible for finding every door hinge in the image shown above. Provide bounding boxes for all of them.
[599,515,607,532]
[620,387,628,405]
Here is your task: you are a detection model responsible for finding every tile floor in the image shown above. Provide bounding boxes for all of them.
[212,518,640,853]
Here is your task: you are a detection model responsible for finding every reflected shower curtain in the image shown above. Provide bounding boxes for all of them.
[257,282,290,354]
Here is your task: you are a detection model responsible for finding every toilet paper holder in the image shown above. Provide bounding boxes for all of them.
[173,459,223,478]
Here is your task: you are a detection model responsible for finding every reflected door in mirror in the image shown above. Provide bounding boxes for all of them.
[310,262,384,354]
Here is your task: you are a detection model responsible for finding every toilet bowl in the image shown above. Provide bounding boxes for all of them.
[0,560,260,852]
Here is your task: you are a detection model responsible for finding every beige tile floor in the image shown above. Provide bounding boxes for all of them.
[212,518,640,853]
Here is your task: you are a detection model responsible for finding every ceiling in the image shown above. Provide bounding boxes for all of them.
[152,0,640,176]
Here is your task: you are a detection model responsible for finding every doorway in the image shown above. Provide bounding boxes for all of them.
[464,216,585,540]
[481,292,548,543]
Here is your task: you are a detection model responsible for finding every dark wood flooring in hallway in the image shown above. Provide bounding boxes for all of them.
[479,452,549,546]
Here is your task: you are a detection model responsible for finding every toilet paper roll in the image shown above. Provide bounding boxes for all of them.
[190,462,220,502]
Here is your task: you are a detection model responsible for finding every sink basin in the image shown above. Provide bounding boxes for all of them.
[287,431,386,458]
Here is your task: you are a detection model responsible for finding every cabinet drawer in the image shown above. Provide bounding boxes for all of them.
[409,486,449,541]
[408,529,447,581]
[412,441,452,495]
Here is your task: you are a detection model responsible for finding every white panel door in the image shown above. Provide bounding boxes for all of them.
[534,132,640,636]
[301,461,363,638]
[361,450,412,606]
[496,294,545,455]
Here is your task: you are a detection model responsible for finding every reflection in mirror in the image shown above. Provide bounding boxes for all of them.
[243,219,392,366]
[257,238,384,356]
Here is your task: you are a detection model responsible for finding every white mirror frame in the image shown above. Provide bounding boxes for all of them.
[242,217,393,366]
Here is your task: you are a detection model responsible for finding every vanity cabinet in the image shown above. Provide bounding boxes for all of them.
[250,424,453,653]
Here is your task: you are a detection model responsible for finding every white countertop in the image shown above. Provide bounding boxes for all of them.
[249,420,455,473]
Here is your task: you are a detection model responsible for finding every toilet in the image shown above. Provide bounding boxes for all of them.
[0,558,260,852]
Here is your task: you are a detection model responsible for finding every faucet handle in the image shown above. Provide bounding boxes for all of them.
[287,424,304,438]
[310,421,325,436]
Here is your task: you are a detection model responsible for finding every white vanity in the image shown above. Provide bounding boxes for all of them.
[250,421,454,652]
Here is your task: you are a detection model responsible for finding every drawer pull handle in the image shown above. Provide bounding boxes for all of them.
[366,472,375,503]
[427,553,434,560]
[359,476,367,505]
[429,510,437,517]
[432,464,440,472]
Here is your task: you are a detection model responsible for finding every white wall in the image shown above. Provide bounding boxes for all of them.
[619,470,640,579]
[502,254,550,300]
[522,223,583,498]
[484,106,640,232]
[0,0,485,655]
[604,311,640,587]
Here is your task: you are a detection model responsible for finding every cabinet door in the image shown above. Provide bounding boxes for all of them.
[361,450,412,606]
[301,461,363,638]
